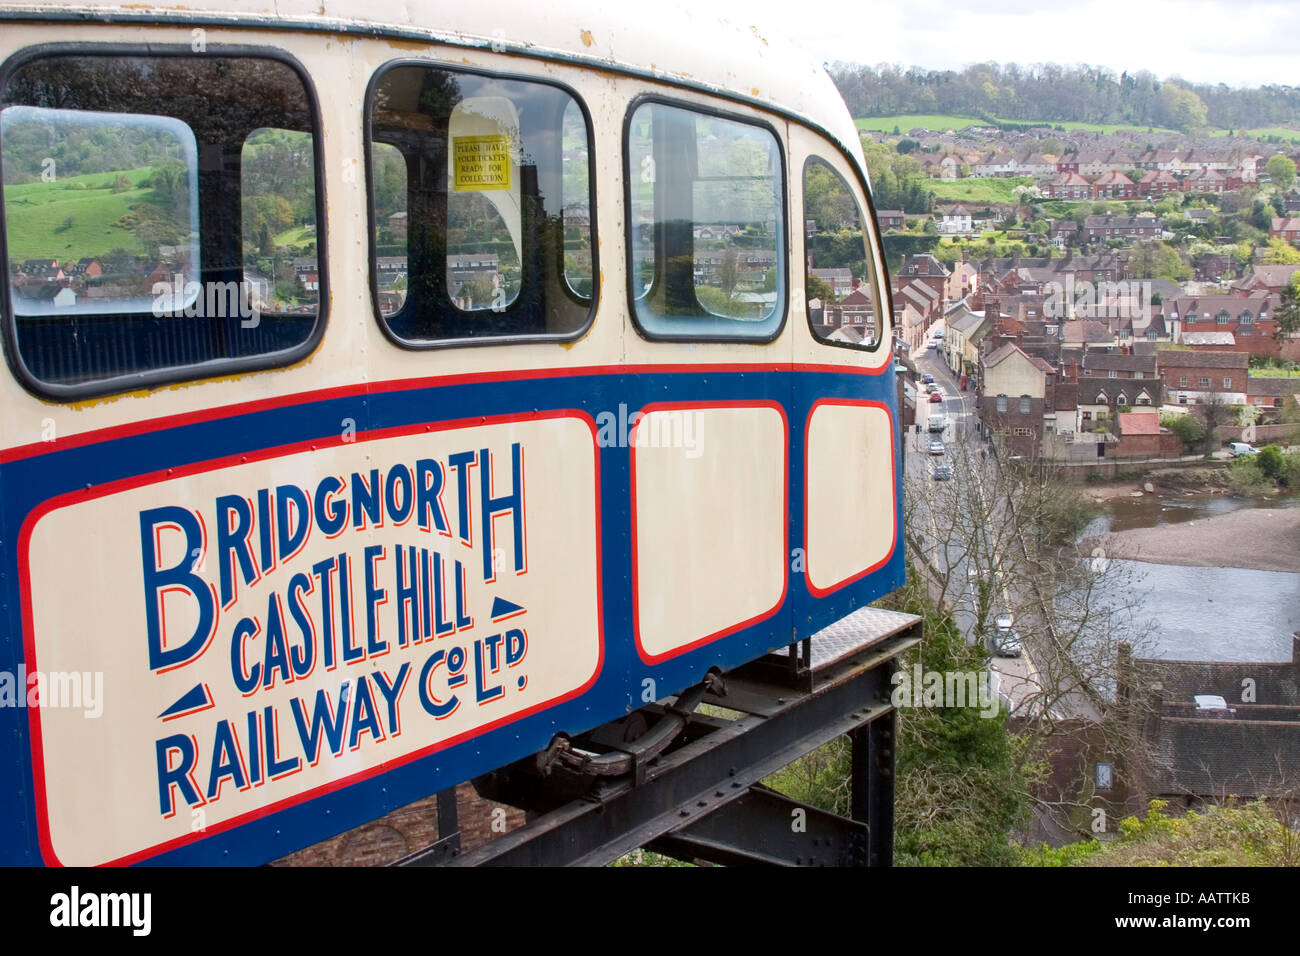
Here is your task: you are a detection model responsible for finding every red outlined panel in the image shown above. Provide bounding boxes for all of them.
[630,399,789,665]
[803,398,898,598]
[19,410,604,866]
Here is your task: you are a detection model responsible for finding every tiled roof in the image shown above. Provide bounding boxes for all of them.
[1119,412,1160,435]
[1159,350,1249,369]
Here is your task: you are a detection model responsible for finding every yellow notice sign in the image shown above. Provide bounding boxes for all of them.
[453,135,512,191]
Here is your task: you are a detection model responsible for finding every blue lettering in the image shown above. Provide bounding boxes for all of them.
[140,506,216,671]
[155,733,201,815]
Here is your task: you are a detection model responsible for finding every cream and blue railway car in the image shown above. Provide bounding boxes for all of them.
[0,1,902,865]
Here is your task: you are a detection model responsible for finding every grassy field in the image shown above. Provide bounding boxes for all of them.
[272,224,318,252]
[857,114,1181,136]
[1038,199,1134,218]
[927,176,1033,203]
[1208,126,1300,141]
[3,166,156,260]
[857,114,984,133]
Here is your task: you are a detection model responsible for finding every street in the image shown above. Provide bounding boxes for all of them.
[903,328,1097,721]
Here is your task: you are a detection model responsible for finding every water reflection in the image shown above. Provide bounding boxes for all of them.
[1110,559,1300,662]
[1083,492,1297,536]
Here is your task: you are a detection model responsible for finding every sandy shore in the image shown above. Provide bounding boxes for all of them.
[1087,506,1300,573]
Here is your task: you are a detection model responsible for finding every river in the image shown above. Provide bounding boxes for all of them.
[1084,493,1300,662]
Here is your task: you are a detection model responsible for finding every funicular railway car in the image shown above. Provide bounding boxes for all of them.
[0,0,905,866]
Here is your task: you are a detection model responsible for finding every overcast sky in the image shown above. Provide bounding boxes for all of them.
[708,0,1299,89]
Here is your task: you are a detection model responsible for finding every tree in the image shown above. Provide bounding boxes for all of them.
[1275,283,1300,342]
[1263,238,1300,266]
[805,273,835,305]
[1155,83,1208,131]
[716,246,740,299]
[1256,444,1284,478]
[900,432,1158,841]
[1267,154,1297,193]
[1161,412,1204,449]
[1194,387,1237,457]
[1127,240,1191,281]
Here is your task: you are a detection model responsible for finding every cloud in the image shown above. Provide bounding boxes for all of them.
[700,0,1300,88]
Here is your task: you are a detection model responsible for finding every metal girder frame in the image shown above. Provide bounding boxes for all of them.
[647,784,870,867]
[397,615,920,868]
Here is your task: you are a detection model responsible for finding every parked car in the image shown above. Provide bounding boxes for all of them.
[933,464,953,481]
[1228,442,1258,457]
[993,630,1022,657]
[933,330,944,339]
[922,373,934,384]
[928,440,945,455]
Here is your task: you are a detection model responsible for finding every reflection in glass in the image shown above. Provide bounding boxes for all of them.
[0,54,322,389]
[803,157,880,349]
[2,106,199,316]
[368,66,594,343]
[627,102,784,339]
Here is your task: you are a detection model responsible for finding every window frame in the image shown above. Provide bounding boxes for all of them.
[0,42,329,401]
[621,93,789,345]
[800,154,889,354]
[362,58,599,351]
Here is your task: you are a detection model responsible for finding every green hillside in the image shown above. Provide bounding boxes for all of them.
[927,177,1034,203]
[857,114,1181,136]
[3,166,158,261]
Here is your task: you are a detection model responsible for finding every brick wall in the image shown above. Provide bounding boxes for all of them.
[272,783,527,867]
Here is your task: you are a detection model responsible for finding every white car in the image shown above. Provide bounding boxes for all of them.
[994,630,1022,657]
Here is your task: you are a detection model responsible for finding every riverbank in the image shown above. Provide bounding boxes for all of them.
[1088,505,1300,573]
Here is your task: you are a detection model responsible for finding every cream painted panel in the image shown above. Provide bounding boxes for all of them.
[25,414,600,865]
[804,401,895,596]
[632,403,786,661]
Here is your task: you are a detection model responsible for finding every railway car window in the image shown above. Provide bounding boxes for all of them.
[0,52,324,394]
[626,101,784,340]
[241,128,319,313]
[372,142,408,313]
[803,157,881,350]
[561,100,593,300]
[367,65,595,344]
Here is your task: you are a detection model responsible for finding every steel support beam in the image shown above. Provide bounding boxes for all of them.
[397,624,920,868]
[647,785,868,867]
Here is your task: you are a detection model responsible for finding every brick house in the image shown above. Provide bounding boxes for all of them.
[1185,167,1227,193]
[979,342,1054,455]
[1157,350,1249,406]
[1271,217,1300,246]
[1165,293,1279,356]
[876,209,905,231]
[1112,411,1181,457]
[1229,264,1300,297]
[893,253,950,303]
[1137,169,1180,196]
[1092,170,1136,199]
[1083,216,1164,243]
[1046,172,1092,200]
[1245,376,1300,415]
